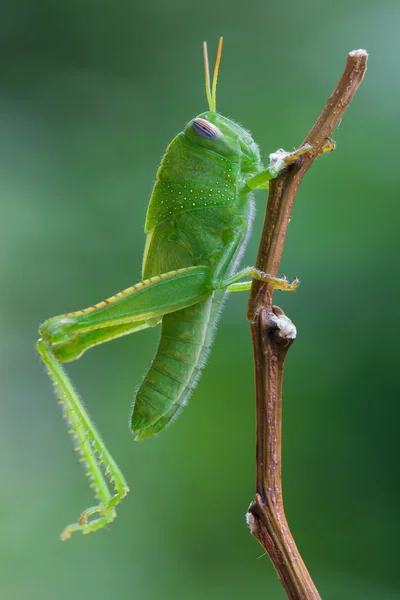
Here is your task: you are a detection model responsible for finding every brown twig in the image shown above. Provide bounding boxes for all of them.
[246,50,368,599]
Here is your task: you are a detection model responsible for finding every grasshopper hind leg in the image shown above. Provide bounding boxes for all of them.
[37,266,213,537]
[37,339,129,539]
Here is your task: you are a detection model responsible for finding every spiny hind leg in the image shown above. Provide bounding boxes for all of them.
[37,338,129,539]
[215,267,299,293]
[60,403,124,540]
[37,266,213,536]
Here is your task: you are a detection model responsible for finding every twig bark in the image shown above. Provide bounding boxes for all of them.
[246,50,368,599]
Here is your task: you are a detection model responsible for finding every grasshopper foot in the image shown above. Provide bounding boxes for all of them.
[60,505,116,540]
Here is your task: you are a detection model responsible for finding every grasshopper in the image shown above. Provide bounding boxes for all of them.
[38,38,323,539]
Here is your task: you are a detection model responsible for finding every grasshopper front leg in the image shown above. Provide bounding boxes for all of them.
[244,139,335,191]
[218,267,299,293]
[38,266,213,539]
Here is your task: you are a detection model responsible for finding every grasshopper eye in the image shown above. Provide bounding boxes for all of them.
[193,118,221,139]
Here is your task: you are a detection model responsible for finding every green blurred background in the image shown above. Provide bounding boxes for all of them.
[1,0,399,598]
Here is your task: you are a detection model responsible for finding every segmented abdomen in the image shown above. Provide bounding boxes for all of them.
[131,292,224,440]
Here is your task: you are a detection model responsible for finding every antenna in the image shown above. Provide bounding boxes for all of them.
[211,37,223,113]
[203,41,213,112]
[203,37,223,113]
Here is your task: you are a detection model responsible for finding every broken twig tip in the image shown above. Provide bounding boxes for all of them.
[349,48,368,58]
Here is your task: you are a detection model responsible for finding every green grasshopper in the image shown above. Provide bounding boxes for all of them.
[37,38,322,539]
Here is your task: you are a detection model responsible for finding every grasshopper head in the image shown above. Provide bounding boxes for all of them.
[183,38,261,174]
[184,112,261,174]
